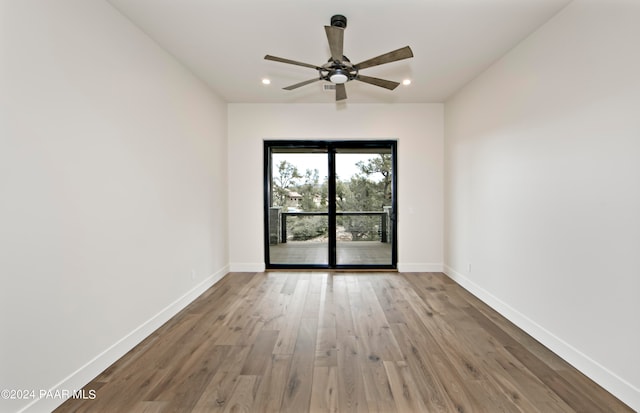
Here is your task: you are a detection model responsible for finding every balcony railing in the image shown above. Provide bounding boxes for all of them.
[274,210,390,244]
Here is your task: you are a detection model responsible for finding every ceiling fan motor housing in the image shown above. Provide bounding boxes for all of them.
[330,14,347,29]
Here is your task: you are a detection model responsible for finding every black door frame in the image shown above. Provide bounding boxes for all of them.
[264,140,398,270]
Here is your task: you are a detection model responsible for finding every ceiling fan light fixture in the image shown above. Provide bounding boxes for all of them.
[329,70,348,84]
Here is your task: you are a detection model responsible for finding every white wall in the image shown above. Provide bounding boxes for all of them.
[0,1,228,412]
[228,103,443,272]
[444,0,640,409]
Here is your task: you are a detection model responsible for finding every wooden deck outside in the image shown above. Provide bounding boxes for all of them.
[269,241,392,265]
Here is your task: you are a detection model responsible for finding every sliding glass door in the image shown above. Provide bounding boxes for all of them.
[264,140,397,269]
[267,149,329,265]
[335,148,393,266]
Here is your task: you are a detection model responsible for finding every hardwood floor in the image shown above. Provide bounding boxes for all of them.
[55,272,633,413]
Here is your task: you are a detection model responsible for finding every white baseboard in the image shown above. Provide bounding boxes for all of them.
[229,262,266,272]
[228,263,444,274]
[443,264,640,411]
[20,265,230,413]
[397,262,443,272]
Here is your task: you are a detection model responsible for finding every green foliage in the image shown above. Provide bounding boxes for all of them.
[273,154,392,241]
[353,154,392,209]
[299,168,320,211]
[273,160,302,207]
[289,216,328,241]
[337,216,381,241]
[338,154,391,240]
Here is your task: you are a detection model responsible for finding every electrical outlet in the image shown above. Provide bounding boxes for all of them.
[191,269,196,280]
[467,263,471,273]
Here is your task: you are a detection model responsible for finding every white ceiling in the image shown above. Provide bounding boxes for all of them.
[107,0,571,103]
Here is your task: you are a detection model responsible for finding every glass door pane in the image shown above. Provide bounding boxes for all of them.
[268,150,329,266]
[335,148,393,266]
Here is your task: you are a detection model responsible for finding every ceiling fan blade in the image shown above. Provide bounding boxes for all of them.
[283,78,321,90]
[354,46,414,70]
[355,74,400,90]
[336,83,347,101]
[264,55,323,71]
[325,26,344,62]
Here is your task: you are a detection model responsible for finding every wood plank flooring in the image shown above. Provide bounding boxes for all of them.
[55,272,633,413]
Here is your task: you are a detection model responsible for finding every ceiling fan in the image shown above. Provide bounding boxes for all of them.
[264,15,413,101]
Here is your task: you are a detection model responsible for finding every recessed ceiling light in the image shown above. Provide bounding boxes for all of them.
[262,78,271,85]
[402,79,412,86]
